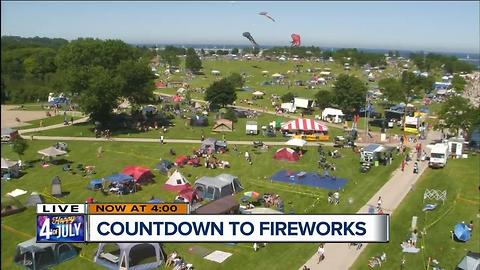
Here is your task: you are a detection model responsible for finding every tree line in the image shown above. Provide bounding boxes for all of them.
[1,36,154,105]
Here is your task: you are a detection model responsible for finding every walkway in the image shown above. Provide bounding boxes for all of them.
[26,135,340,147]
[301,130,441,270]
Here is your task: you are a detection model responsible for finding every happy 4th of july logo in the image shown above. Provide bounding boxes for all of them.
[37,215,85,242]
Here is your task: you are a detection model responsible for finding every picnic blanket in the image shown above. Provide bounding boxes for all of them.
[7,189,28,197]
[203,250,232,263]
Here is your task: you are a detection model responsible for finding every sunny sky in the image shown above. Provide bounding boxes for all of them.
[1,1,479,53]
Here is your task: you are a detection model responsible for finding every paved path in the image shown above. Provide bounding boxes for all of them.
[301,130,441,270]
[25,135,356,147]
[18,116,90,134]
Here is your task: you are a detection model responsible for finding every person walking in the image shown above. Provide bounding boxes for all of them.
[160,135,164,145]
[377,196,383,210]
[413,162,419,174]
[317,244,325,263]
[401,160,406,172]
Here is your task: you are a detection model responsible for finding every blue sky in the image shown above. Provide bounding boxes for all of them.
[1,1,479,53]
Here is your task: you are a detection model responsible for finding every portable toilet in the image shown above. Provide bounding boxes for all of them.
[51,176,63,197]
[448,137,465,158]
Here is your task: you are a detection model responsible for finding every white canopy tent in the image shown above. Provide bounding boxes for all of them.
[285,138,307,147]
[1,158,18,169]
[252,91,265,96]
[272,73,283,78]
[177,88,186,94]
[38,147,67,158]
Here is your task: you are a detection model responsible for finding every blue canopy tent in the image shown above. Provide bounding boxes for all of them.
[105,173,136,194]
[88,179,103,191]
[106,173,134,183]
[454,223,471,242]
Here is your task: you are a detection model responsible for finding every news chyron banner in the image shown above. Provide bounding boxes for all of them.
[37,203,389,243]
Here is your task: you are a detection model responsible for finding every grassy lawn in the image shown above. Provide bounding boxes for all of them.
[4,103,48,111]
[17,115,83,130]
[1,139,402,270]
[156,59,364,109]
[351,156,480,270]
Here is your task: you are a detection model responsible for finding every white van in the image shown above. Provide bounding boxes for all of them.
[428,143,449,168]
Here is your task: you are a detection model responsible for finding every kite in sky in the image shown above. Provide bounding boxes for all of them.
[243,32,259,48]
[259,11,275,22]
[291,33,301,47]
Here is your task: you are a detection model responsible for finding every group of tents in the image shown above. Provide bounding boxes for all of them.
[163,170,243,202]
[88,166,154,194]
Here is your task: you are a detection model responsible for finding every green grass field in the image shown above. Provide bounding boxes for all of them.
[1,139,402,270]
[26,110,345,141]
[351,156,480,270]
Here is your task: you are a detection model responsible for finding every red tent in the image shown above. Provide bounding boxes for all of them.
[122,166,154,183]
[273,147,300,162]
[175,155,189,166]
[155,81,166,89]
[172,95,183,103]
[177,188,201,203]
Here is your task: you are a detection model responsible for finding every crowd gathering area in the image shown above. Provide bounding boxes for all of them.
[2,56,479,270]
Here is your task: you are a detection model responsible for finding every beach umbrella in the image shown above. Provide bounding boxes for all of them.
[454,223,471,242]
[244,191,260,200]
[252,91,265,96]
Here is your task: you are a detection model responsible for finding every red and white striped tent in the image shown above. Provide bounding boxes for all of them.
[281,118,328,132]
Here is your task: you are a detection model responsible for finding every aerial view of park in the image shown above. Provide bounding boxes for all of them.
[1,1,479,270]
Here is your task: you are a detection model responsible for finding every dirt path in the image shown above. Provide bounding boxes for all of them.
[300,130,441,270]
[1,105,83,128]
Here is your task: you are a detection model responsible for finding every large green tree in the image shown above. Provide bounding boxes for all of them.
[451,74,467,93]
[55,38,154,122]
[378,78,405,103]
[185,48,202,73]
[205,78,237,110]
[438,96,475,135]
[314,90,333,110]
[226,73,244,88]
[281,92,295,103]
[332,74,367,113]
[12,137,28,160]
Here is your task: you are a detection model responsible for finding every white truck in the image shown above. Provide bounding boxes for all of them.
[293,97,315,109]
[428,143,449,168]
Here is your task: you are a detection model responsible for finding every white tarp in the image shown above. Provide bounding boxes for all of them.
[204,251,233,263]
[7,189,27,197]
